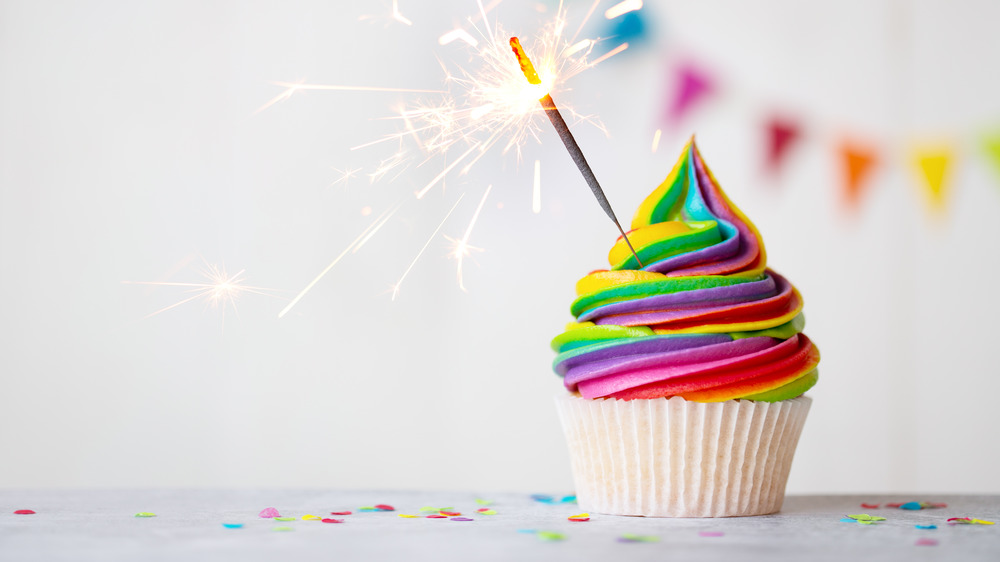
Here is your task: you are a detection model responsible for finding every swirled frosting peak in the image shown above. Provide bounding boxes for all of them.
[551,140,819,402]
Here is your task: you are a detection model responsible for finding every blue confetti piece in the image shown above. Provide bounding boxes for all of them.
[840,518,856,523]
[900,502,922,510]
[560,495,577,504]
[530,494,556,504]
[915,524,937,530]
[517,529,538,534]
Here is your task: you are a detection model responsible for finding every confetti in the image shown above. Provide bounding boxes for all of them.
[844,514,886,525]
[330,511,352,516]
[885,503,904,508]
[451,517,474,522]
[398,514,420,518]
[272,526,294,532]
[915,525,937,530]
[321,518,344,524]
[476,509,497,515]
[947,517,995,525]
[568,513,590,522]
[699,531,724,537]
[259,508,280,518]
[359,507,378,512]
[561,495,577,504]
[13,510,35,515]
[134,512,156,518]
[274,517,296,522]
[860,503,880,509]
[531,494,555,504]
[222,523,243,529]
[426,514,447,519]
[900,502,922,510]
[475,499,494,506]
[374,504,395,511]
[440,511,462,517]
[915,538,939,546]
[619,534,659,543]
[536,531,566,541]
[418,507,439,513]
[302,515,321,520]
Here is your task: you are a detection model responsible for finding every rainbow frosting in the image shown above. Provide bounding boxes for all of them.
[551,140,819,402]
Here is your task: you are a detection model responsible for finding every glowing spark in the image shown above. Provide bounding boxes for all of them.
[448,185,492,292]
[605,0,643,20]
[124,263,283,328]
[532,159,541,213]
[330,166,362,188]
[256,82,443,115]
[651,128,662,153]
[563,39,593,57]
[589,43,629,67]
[416,143,479,199]
[571,0,602,43]
[279,204,401,318]
[391,195,465,301]
[439,28,479,48]
[392,0,412,26]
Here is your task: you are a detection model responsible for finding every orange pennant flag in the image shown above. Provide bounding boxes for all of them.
[911,145,954,212]
[839,141,878,208]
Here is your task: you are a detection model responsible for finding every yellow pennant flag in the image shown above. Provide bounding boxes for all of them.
[911,145,954,212]
[983,131,1000,181]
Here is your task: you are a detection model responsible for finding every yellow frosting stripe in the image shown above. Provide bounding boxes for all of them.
[575,270,666,296]
[631,139,692,229]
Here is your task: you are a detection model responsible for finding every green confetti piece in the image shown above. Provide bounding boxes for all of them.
[847,514,885,522]
[418,506,439,513]
[273,517,296,522]
[536,531,566,542]
[475,499,494,506]
[621,534,659,542]
[479,509,497,515]
[272,526,294,532]
[134,512,156,518]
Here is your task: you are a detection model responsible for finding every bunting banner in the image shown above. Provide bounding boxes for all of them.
[912,146,954,212]
[840,142,878,209]
[664,62,713,127]
[764,117,801,175]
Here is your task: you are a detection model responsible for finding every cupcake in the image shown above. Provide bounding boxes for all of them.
[552,139,819,517]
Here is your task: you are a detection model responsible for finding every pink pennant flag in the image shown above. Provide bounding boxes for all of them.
[664,62,713,127]
[764,117,801,175]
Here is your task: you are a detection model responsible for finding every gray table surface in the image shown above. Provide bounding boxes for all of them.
[1,491,997,561]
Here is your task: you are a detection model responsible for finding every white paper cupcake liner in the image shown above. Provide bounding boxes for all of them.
[555,393,812,517]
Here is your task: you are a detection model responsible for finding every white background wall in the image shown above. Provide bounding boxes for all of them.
[1,0,998,493]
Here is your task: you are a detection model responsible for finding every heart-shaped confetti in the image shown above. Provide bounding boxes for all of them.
[330,511,352,516]
[13,510,35,515]
[568,513,590,522]
[321,518,344,524]
[258,508,280,518]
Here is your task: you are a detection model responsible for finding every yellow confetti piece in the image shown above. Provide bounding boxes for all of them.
[478,509,497,515]
[418,506,439,513]
[301,514,321,520]
[134,512,156,518]
[398,514,420,518]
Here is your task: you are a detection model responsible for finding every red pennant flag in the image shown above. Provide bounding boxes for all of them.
[839,141,878,208]
[664,62,713,126]
[764,117,801,174]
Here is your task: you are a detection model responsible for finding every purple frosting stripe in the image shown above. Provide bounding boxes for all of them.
[554,334,730,376]
[563,337,779,387]
[643,225,740,274]
[577,276,777,323]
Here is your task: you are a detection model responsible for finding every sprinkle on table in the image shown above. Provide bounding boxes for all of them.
[619,534,659,543]
[475,499,494,506]
[440,511,461,517]
[330,511,352,516]
[426,514,447,519]
[13,510,36,515]
[860,503,880,509]
[451,517,474,522]
[134,512,156,518]
[568,513,590,522]
[258,508,280,518]
[536,531,566,541]
[915,538,939,546]
[530,494,555,504]
[398,514,420,518]
[274,517,296,522]
[374,504,395,511]
[301,514,321,520]
[418,507,439,513]
[321,518,344,524]
[222,523,243,529]
[915,525,937,530]
[272,526,294,532]
[476,508,497,515]
[699,531,724,537]
[947,517,995,525]
[843,514,886,524]
[359,507,378,512]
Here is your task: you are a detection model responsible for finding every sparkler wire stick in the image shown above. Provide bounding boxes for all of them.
[508,37,642,267]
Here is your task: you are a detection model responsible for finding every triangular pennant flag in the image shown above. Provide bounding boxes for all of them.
[912,146,953,212]
[839,141,877,208]
[764,117,801,175]
[664,62,713,126]
[982,131,1000,181]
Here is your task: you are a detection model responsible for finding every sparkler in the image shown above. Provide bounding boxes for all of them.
[509,36,642,266]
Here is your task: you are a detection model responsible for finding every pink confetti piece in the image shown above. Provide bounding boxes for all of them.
[426,515,447,519]
[374,504,395,511]
[321,518,344,524]
[330,511,352,516]
[699,531,724,537]
[915,538,938,546]
[14,510,35,515]
[440,511,461,516]
[885,503,904,508]
[860,503,880,509]
[258,507,280,519]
